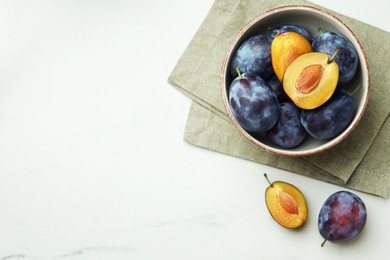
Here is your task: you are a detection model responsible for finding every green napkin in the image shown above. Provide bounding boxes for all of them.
[168,0,390,197]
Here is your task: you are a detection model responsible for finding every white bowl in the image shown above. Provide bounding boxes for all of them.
[220,5,370,156]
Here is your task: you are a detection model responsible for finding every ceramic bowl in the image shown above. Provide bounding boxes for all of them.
[220,5,370,156]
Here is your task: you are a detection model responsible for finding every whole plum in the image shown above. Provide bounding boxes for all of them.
[266,75,288,102]
[312,31,359,83]
[230,35,273,80]
[229,71,279,132]
[300,88,355,140]
[270,24,314,43]
[266,102,307,148]
[318,191,367,246]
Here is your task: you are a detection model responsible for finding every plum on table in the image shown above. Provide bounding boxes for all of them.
[264,173,308,229]
[318,191,367,246]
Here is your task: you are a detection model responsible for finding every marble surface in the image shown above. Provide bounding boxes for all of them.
[0,0,389,259]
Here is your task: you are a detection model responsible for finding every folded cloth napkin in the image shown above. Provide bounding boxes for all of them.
[168,0,390,197]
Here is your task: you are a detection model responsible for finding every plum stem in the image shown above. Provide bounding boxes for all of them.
[317,27,324,34]
[236,66,242,79]
[321,239,327,247]
[264,173,272,186]
[327,49,340,64]
[350,84,362,96]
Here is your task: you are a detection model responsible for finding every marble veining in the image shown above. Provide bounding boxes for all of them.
[1,246,137,260]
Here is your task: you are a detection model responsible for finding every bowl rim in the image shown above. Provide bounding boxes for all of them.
[220,5,370,157]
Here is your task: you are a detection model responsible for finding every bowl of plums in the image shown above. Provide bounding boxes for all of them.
[221,5,370,156]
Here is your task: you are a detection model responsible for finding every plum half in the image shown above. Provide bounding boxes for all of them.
[283,52,339,110]
[271,31,313,82]
[264,174,308,229]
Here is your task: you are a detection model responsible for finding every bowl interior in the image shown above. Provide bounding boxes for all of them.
[221,5,369,156]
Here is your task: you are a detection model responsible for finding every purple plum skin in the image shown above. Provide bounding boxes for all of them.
[266,102,307,148]
[312,31,359,83]
[266,74,288,102]
[318,191,367,244]
[230,35,273,80]
[270,24,315,43]
[229,72,279,132]
[300,89,355,140]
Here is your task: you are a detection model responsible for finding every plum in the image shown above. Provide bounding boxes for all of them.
[270,24,315,43]
[318,191,367,246]
[229,70,279,132]
[300,88,355,139]
[266,102,307,148]
[264,173,308,229]
[230,35,273,79]
[271,31,313,82]
[266,75,288,102]
[312,31,359,83]
[283,52,339,110]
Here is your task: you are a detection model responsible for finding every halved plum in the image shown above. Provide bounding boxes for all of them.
[264,174,308,229]
[283,52,339,110]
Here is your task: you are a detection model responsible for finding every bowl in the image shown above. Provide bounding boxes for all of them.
[220,5,370,156]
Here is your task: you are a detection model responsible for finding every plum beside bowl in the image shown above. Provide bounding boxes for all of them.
[220,5,370,157]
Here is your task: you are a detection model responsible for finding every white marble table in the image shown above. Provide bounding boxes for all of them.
[0,0,389,259]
